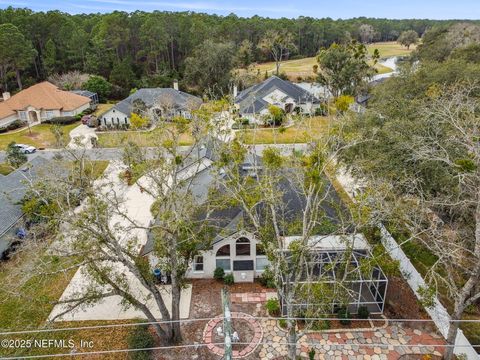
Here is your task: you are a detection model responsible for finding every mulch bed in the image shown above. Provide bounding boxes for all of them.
[153,279,264,360]
[384,276,439,333]
[229,280,275,293]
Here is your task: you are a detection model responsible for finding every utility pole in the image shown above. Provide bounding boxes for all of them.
[221,287,232,360]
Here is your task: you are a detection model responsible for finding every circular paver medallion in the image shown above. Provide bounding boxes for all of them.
[203,312,263,358]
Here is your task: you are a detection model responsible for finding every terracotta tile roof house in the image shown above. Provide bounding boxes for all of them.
[0,82,91,128]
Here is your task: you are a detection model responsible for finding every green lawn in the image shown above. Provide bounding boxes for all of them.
[366,41,416,58]
[94,103,114,117]
[0,104,116,151]
[0,162,13,175]
[238,116,330,144]
[251,55,392,81]
[461,314,480,350]
[248,41,413,81]
[97,126,194,148]
[0,122,80,150]
[89,160,110,179]
[0,244,132,359]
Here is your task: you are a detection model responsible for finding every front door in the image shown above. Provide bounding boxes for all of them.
[28,111,39,123]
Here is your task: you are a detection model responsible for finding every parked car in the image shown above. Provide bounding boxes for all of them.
[13,144,36,154]
[81,115,98,128]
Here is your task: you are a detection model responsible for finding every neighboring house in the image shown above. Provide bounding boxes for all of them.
[234,76,321,123]
[0,82,91,128]
[296,82,332,101]
[0,157,50,258]
[350,94,371,114]
[99,87,202,127]
[70,90,99,109]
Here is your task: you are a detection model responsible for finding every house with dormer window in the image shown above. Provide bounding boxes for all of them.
[234,76,321,124]
[98,84,202,127]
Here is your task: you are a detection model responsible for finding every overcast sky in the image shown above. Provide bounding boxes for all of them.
[1,0,479,19]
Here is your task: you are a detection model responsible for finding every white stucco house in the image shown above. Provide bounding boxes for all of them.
[234,76,321,124]
[140,142,387,314]
[140,147,270,283]
[187,230,269,283]
[99,85,202,127]
[0,82,91,128]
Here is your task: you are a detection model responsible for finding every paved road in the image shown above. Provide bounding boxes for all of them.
[0,144,308,163]
[0,148,124,162]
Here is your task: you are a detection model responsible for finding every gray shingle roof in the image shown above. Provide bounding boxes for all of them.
[235,76,320,114]
[141,147,347,256]
[109,88,202,116]
[0,157,50,253]
[71,90,96,98]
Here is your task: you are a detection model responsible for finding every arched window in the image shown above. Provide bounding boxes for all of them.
[216,245,230,257]
[216,244,231,271]
[236,237,250,256]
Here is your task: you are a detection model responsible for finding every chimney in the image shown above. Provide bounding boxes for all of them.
[2,92,10,101]
[173,79,179,91]
[233,85,238,99]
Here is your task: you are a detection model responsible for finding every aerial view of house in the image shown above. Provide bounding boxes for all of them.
[99,85,202,127]
[235,76,321,123]
[0,1,479,360]
[0,82,92,127]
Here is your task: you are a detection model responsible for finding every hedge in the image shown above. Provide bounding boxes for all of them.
[44,116,77,125]
[0,120,26,133]
[127,325,155,360]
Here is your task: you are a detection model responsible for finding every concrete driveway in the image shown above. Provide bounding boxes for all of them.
[68,124,98,149]
[48,161,192,322]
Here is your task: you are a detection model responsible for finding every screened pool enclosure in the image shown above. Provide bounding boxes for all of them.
[281,248,388,316]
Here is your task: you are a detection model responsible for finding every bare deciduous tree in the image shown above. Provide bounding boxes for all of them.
[215,125,381,359]
[339,81,480,360]
[11,114,217,344]
[401,82,480,360]
[48,71,90,90]
[258,30,297,76]
[358,24,375,44]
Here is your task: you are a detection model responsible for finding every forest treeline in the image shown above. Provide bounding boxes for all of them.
[0,6,479,96]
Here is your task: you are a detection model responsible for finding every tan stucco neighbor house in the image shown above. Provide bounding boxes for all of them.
[0,81,91,128]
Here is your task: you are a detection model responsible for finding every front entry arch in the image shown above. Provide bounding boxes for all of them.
[28,110,39,123]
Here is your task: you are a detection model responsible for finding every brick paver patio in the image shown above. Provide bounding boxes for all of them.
[259,318,445,360]
[204,292,446,359]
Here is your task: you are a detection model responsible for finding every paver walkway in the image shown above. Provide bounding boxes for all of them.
[259,319,445,360]
[231,291,277,303]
